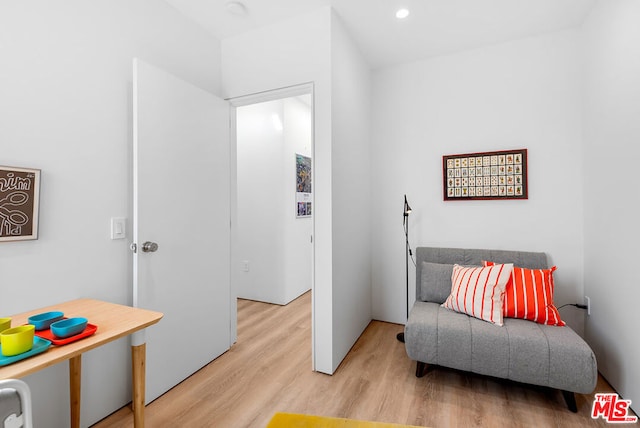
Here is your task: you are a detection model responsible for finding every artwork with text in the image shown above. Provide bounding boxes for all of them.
[0,166,41,241]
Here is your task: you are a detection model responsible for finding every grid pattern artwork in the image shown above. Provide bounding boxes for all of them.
[443,149,528,200]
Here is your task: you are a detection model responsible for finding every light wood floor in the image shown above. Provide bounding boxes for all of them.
[93,291,634,427]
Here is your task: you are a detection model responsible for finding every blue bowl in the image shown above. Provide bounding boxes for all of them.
[28,311,64,331]
[50,317,88,339]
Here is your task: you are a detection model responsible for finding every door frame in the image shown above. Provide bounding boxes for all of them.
[228,82,316,369]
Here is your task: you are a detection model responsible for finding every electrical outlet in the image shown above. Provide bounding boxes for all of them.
[241,261,250,272]
[585,296,591,316]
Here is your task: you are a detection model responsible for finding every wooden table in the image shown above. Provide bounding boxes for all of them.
[0,299,163,428]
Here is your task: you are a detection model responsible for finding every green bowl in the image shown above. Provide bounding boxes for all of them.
[1,325,35,356]
[0,317,11,333]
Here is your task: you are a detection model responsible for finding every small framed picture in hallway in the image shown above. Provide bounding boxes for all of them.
[296,154,312,218]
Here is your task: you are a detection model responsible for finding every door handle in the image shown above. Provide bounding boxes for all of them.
[141,241,159,253]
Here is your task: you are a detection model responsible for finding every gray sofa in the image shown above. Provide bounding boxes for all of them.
[404,247,597,412]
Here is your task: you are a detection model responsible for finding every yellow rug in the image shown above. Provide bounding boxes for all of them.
[266,413,425,428]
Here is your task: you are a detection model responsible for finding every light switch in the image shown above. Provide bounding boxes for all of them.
[111,217,126,240]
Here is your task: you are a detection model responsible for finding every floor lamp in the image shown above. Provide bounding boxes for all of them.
[397,194,412,343]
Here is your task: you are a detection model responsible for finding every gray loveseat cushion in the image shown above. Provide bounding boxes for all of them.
[420,262,454,304]
[415,247,548,302]
[419,261,485,303]
[405,301,597,393]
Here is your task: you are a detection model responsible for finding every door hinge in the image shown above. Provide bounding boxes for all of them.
[130,243,137,253]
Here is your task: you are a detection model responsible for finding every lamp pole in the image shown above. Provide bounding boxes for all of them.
[397,195,412,343]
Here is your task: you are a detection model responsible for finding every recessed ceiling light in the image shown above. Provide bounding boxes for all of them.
[396,8,410,19]
[226,1,248,16]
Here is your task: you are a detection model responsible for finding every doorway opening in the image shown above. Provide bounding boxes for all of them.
[229,84,315,368]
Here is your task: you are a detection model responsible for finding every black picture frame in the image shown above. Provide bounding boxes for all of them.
[0,165,41,241]
[443,149,528,201]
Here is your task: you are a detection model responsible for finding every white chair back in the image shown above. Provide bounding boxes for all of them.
[0,380,33,428]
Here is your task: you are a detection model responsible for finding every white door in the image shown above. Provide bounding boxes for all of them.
[132,58,230,404]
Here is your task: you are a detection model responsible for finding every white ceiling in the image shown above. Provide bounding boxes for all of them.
[164,0,596,69]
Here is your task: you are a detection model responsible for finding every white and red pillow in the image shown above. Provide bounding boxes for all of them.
[483,261,565,326]
[442,264,513,326]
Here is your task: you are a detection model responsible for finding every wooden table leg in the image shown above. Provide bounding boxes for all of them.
[132,343,146,427]
[69,355,82,428]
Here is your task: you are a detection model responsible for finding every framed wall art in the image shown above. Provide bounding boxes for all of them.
[296,154,312,218]
[0,166,41,241]
[443,149,528,201]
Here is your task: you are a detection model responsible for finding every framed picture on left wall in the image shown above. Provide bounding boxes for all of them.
[0,166,41,242]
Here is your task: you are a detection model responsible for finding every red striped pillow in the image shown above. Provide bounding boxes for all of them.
[442,264,513,326]
[483,261,565,326]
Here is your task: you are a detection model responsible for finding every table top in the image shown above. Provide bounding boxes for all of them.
[0,298,163,379]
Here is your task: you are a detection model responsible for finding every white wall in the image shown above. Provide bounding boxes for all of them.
[0,1,221,426]
[330,13,373,371]
[223,7,372,374]
[283,97,314,301]
[582,0,640,412]
[223,7,335,373]
[371,30,586,333]
[236,97,312,305]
